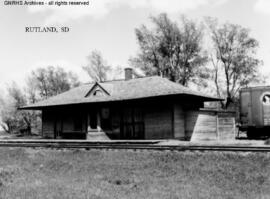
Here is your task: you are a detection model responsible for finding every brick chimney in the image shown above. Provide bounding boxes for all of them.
[124,68,133,80]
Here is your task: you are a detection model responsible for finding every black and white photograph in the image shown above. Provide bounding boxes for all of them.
[0,0,269,198]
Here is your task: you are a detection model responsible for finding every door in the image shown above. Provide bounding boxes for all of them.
[54,116,62,138]
[122,108,144,139]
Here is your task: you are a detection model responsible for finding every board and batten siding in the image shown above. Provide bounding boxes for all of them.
[42,109,88,139]
[144,105,173,139]
[188,110,236,141]
[188,110,217,141]
[217,112,236,140]
[62,114,74,133]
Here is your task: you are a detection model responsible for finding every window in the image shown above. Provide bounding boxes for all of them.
[93,89,104,97]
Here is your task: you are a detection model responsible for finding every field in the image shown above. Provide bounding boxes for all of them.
[0,148,269,199]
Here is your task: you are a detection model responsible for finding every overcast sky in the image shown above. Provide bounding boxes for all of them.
[0,0,270,91]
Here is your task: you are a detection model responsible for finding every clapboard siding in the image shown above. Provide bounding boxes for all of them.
[173,104,185,139]
[144,105,173,139]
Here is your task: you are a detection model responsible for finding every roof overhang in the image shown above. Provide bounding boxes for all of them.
[19,93,223,110]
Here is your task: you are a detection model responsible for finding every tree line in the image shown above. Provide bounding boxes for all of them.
[130,14,262,109]
[0,14,263,135]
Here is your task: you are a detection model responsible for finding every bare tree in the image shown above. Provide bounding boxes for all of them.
[0,66,81,135]
[23,66,80,134]
[28,66,80,99]
[206,17,261,109]
[0,94,16,133]
[82,50,112,82]
[130,13,208,86]
[0,82,29,134]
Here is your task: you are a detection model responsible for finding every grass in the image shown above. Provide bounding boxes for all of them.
[0,148,269,199]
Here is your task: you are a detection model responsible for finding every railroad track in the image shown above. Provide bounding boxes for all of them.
[0,140,269,152]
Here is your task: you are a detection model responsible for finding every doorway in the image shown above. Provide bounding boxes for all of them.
[54,116,62,139]
[121,108,144,139]
[89,109,98,131]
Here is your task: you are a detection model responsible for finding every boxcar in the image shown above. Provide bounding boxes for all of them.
[239,86,270,138]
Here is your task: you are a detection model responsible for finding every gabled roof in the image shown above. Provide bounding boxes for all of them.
[85,82,110,97]
[20,76,222,110]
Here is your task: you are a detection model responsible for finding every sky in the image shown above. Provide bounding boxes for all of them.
[0,0,270,91]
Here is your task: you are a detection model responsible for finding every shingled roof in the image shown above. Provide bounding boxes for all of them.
[20,76,222,109]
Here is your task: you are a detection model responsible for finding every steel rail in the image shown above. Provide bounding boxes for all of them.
[0,141,269,152]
